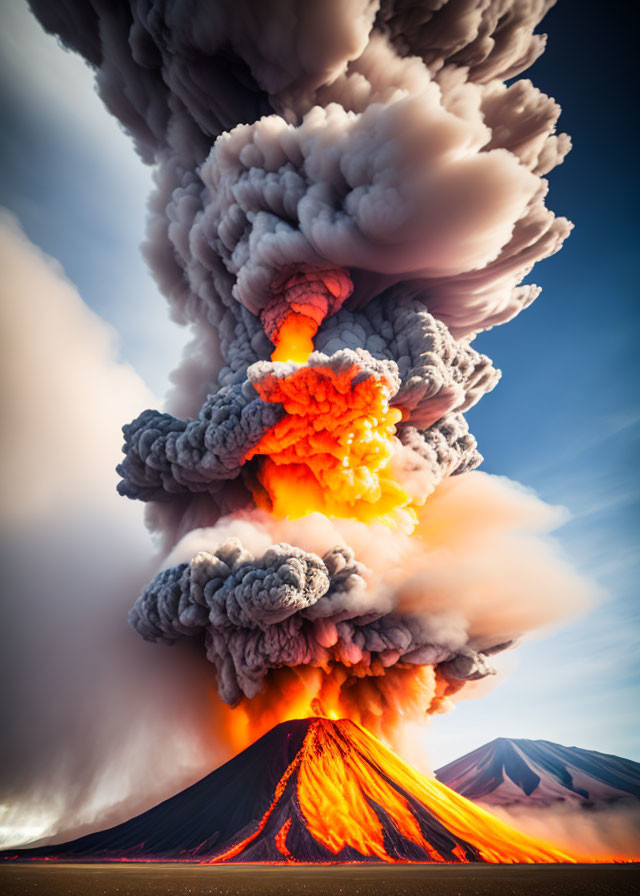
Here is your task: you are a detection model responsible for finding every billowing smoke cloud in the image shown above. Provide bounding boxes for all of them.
[26,0,588,757]
[29,0,570,388]
[116,382,283,503]
[130,536,500,706]
[117,330,494,510]
[130,471,596,736]
[0,213,232,848]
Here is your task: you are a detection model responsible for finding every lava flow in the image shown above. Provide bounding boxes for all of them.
[245,360,414,526]
[210,719,576,864]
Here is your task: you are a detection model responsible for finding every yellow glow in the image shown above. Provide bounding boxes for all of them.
[271,314,317,364]
[246,362,416,527]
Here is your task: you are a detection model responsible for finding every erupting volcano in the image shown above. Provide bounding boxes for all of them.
[16,0,609,865]
[3,720,574,864]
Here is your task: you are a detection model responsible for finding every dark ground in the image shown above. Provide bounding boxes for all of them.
[1,863,639,896]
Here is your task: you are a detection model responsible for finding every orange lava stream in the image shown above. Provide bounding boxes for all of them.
[246,362,414,526]
[297,718,444,861]
[321,720,573,864]
[208,738,305,864]
[274,818,293,858]
[208,718,577,864]
[270,313,317,363]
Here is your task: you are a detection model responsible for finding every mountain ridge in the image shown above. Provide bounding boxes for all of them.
[435,736,640,808]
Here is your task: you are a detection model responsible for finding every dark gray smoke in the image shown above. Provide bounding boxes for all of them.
[314,294,500,427]
[117,320,495,506]
[130,537,500,705]
[116,382,283,503]
[27,1,577,720]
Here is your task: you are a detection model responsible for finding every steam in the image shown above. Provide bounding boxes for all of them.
[27,1,587,753]
[0,213,230,848]
[131,471,596,726]
[484,804,640,863]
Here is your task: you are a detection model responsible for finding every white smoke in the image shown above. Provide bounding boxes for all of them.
[0,213,231,848]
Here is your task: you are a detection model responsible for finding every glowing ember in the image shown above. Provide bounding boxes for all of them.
[246,362,415,526]
[274,818,293,858]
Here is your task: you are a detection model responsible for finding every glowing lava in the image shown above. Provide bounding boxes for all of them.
[261,266,353,363]
[209,718,576,864]
[246,361,414,526]
[270,313,317,363]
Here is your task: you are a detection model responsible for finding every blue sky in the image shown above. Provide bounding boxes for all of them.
[1,0,637,769]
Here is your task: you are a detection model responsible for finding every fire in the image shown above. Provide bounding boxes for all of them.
[217,663,460,756]
[209,718,576,864]
[246,361,415,526]
[261,266,354,362]
[270,313,317,364]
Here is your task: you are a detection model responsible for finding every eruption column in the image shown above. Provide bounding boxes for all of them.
[27,0,586,754]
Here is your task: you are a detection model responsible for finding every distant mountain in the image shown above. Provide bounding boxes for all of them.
[2,719,572,864]
[436,737,640,808]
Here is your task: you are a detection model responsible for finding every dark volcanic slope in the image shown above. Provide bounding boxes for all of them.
[2,719,573,864]
[436,737,640,808]
[3,719,312,862]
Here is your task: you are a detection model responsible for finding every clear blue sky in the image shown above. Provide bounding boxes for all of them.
[1,0,637,769]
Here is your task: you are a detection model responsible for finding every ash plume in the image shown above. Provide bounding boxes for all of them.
[29,0,570,384]
[117,339,493,507]
[26,0,590,748]
[130,536,500,706]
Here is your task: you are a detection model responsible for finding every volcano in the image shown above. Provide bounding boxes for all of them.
[436,738,640,809]
[4,719,573,863]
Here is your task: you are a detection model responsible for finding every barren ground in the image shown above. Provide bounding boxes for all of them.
[1,863,639,896]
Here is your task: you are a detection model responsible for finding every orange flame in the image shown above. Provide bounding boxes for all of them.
[270,313,317,364]
[209,718,577,864]
[246,362,415,526]
[217,663,461,756]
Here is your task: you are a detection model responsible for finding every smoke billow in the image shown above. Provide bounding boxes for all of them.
[27,0,590,747]
[0,212,231,848]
